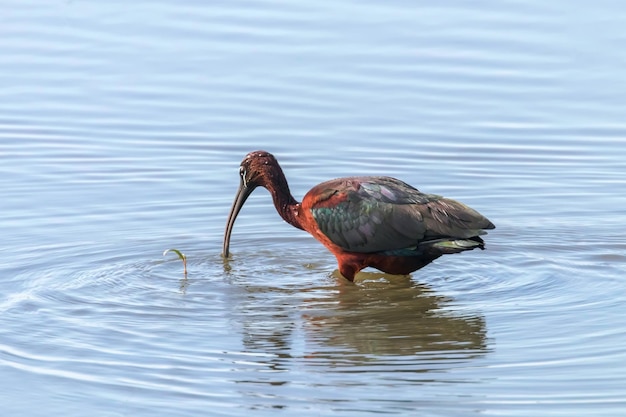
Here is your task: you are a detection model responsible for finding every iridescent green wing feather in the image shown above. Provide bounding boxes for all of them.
[309,176,493,253]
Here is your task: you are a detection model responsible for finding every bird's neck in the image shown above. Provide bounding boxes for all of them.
[266,175,304,231]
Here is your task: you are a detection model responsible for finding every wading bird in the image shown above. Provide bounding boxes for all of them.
[223,151,494,281]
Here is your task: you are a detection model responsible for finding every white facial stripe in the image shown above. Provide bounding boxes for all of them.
[241,168,248,188]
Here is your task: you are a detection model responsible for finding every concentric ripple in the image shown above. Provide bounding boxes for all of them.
[2,0,626,416]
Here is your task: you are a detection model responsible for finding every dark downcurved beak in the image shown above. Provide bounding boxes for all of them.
[222,178,255,258]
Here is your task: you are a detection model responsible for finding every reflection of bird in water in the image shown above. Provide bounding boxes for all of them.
[228,271,487,370]
[302,273,488,360]
[223,151,494,282]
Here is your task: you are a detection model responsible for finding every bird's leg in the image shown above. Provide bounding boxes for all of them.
[338,265,356,282]
[336,253,368,282]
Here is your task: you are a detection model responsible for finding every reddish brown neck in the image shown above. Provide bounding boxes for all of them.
[263,168,304,231]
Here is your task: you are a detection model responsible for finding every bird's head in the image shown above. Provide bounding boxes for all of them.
[238,150,280,190]
[222,150,284,258]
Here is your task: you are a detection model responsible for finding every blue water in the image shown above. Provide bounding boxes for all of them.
[1,1,626,416]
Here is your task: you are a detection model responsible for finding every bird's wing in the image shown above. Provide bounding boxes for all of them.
[305,176,494,253]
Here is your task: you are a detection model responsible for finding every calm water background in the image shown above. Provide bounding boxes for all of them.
[1,1,625,415]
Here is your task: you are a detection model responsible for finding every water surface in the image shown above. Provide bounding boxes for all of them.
[1,1,626,416]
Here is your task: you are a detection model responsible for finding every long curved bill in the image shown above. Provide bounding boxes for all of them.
[222,178,255,258]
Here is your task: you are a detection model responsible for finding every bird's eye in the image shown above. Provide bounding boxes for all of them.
[239,166,248,187]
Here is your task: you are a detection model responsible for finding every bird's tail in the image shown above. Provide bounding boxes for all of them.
[424,236,486,254]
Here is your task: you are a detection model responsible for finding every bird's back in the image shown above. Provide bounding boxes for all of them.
[302,176,494,254]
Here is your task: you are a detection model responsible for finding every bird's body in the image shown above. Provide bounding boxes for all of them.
[223,151,494,281]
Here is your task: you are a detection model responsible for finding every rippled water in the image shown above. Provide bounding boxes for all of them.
[2,1,626,416]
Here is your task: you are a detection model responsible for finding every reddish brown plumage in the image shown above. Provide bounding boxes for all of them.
[223,150,494,282]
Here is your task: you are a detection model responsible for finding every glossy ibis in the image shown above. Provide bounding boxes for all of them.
[222,151,494,281]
